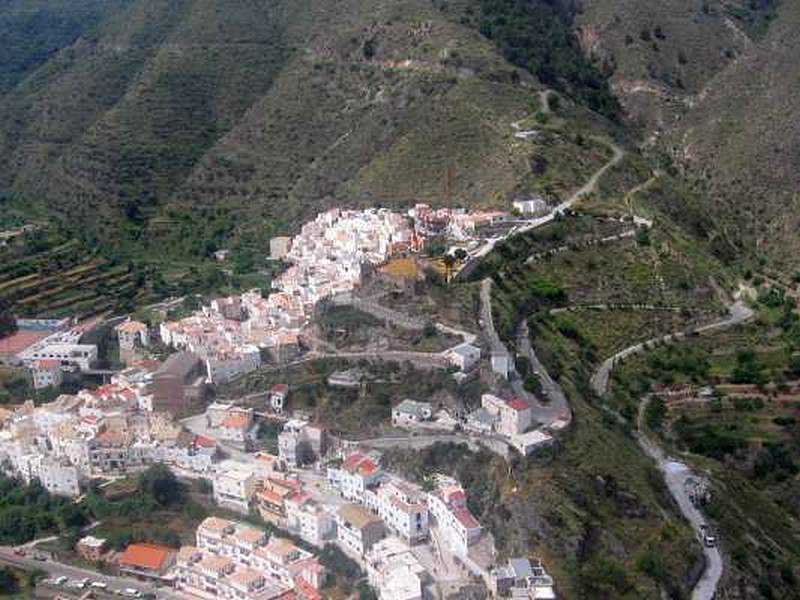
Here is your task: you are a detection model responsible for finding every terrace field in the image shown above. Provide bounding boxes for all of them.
[0,232,158,319]
[481,210,727,344]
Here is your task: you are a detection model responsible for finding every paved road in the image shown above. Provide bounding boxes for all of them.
[0,546,183,599]
[525,227,637,264]
[591,299,754,397]
[480,279,571,427]
[479,279,504,353]
[359,432,484,452]
[465,139,625,267]
[514,320,571,426]
[636,398,722,600]
[549,303,682,315]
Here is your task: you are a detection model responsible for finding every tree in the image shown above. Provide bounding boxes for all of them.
[0,567,17,594]
[139,464,183,507]
[55,502,87,532]
[0,298,16,338]
[25,568,47,588]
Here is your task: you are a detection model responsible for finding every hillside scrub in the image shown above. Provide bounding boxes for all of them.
[473,0,621,117]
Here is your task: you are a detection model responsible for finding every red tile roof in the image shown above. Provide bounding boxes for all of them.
[221,412,249,429]
[116,321,147,334]
[270,384,289,394]
[506,398,529,411]
[119,543,173,571]
[341,453,378,476]
[0,330,49,355]
[194,435,216,448]
[34,359,60,369]
[294,576,322,600]
[341,453,366,472]
[452,507,480,530]
[358,459,377,476]
[259,488,285,505]
[444,488,466,504]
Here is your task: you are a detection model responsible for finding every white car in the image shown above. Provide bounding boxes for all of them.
[90,581,108,590]
[123,589,142,598]
[53,576,68,586]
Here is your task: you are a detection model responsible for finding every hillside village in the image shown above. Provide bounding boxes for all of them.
[0,203,564,600]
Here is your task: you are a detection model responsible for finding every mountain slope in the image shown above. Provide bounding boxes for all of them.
[666,0,800,270]
[0,0,550,254]
[576,0,800,270]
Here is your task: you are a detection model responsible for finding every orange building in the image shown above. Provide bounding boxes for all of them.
[118,543,176,579]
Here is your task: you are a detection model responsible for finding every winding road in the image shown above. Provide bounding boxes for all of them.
[590,299,754,397]
[636,398,722,600]
[465,126,625,267]
[587,298,753,600]
[480,278,571,427]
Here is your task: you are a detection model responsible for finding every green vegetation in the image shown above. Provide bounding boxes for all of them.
[0,476,87,545]
[473,0,620,117]
[0,228,160,318]
[221,357,468,435]
[0,367,74,405]
[601,285,800,595]
[479,208,725,346]
[0,568,17,595]
[381,393,701,598]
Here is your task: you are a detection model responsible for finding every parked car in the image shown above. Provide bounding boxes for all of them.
[90,581,108,590]
[53,576,68,586]
[699,524,717,547]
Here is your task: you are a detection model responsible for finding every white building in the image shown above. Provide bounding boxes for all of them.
[490,557,556,599]
[490,349,511,379]
[278,419,324,468]
[30,359,63,390]
[366,537,428,600]
[512,196,547,216]
[205,345,261,384]
[14,454,81,497]
[270,237,292,260]
[213,464,257,514]
[370,479,429,544]
[193,516,325,592]
[444,344,481,373]
[268,384,289,414]
[285,493,336,546]
[336,503,385,556]
[427,478,481,556]
[327,452,382,502]
[391,400,432,428]
[206,404,257,447]
[19,342,97,371]
[36,456,80,497]
[482,394,532,437]
[115,320,149,350]
[510,430,554,456]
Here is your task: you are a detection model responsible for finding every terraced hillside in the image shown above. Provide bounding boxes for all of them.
[0,230,158,319]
